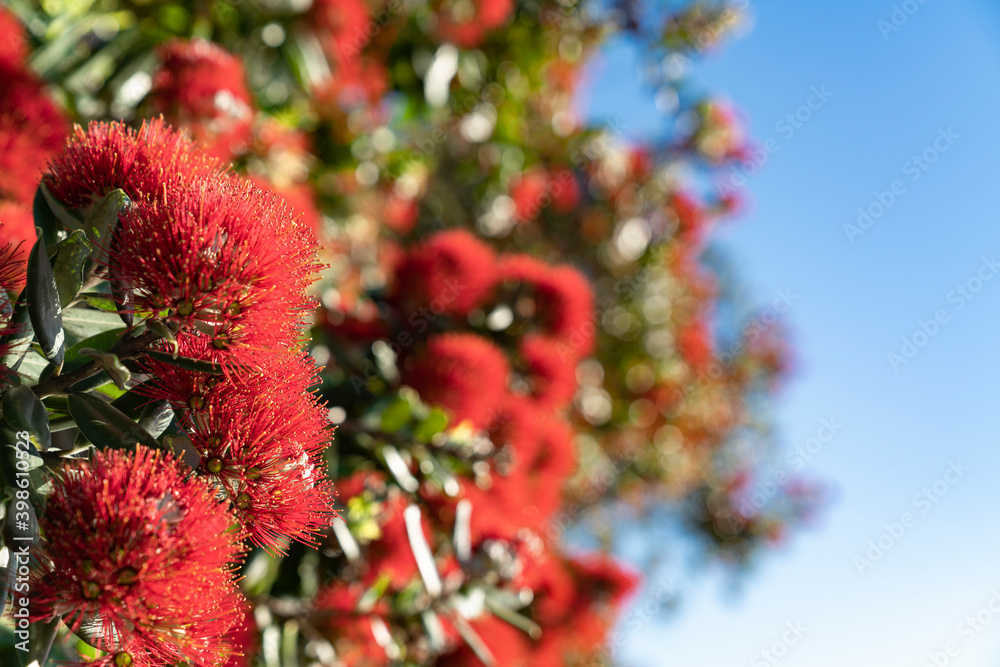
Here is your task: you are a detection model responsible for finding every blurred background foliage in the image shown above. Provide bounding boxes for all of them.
[0,0,824,664]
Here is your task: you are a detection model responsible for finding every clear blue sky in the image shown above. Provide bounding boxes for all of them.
[584,1,1000,665]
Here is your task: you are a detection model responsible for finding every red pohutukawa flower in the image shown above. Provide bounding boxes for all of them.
[509,168,550,222]
[489,400,576,535]
[497,254,595,358]
[141,344,322,412]
[0,227,25,291]
[314,54,390,111]
[0,201,35,259]
[31,447,245,666]
[112,178,320,368]
[150,39,256,161]
[0,67,69,207]
[0,6,27,70]
[311,0,372,63]
[676,318,714,371]
[393,229,498,317]
[173,376,335,553]
[138,345,336,554]
[436,0,515,48]
[402,333,510,429]
[426,399,577,542]
[517,334,578,410]
[549,167,581,214]
[44,118,223,210]
[0,235,25,371]
[313,581,392,667]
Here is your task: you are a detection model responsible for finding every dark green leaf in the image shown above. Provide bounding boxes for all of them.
[49,230,92,308]
[32,182,74,247]
[0,549,14,619]
[77,349,130,390]
[83,189,129,259]
[111,385,152,420]
[14,351,49,385]
[67,391,160,451]
[54,327,126,376]
[144,349,226,375]
[68,370,113,394]
[1,385,51,450]
[25,616,61,667]
[138,399,174,439]
[61,307,129,344]
[25,234,64,371]
[108,219,134,327]
[0,294,32,371]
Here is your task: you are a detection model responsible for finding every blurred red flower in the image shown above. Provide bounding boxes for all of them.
[150,39,256,161]
[402,333,510,429]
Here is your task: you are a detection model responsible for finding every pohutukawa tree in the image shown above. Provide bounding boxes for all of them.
[0,1,821,665]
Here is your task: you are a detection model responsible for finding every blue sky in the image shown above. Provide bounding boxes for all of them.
[585,1,1000,665]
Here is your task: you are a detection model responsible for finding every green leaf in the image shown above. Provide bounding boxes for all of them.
[78,349,130,390]
[83,189,129,254]
[0,547,14,619]
[0,293,31,371]
[68,391,160,451]
[1,385,51,450]
[381,397,412,434]
[76,292,120,313]
[93,380,128,400]
[32,183,72,247]
[111,385,152,420]
[25,234,64,371]
[24,617,60,667]
[137,399,174,439]
[414,408,450,442]
[61,307,130,344]
[144,349,226,375]
[9,350,48,386]
[56,327,126,376]
[49,230,92,308]
[108,219,134,327]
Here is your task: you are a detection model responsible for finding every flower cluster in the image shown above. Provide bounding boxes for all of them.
[8,116,337,663]
[140,349,335,552]
[31,447,246,666]
[47,118,334,551]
